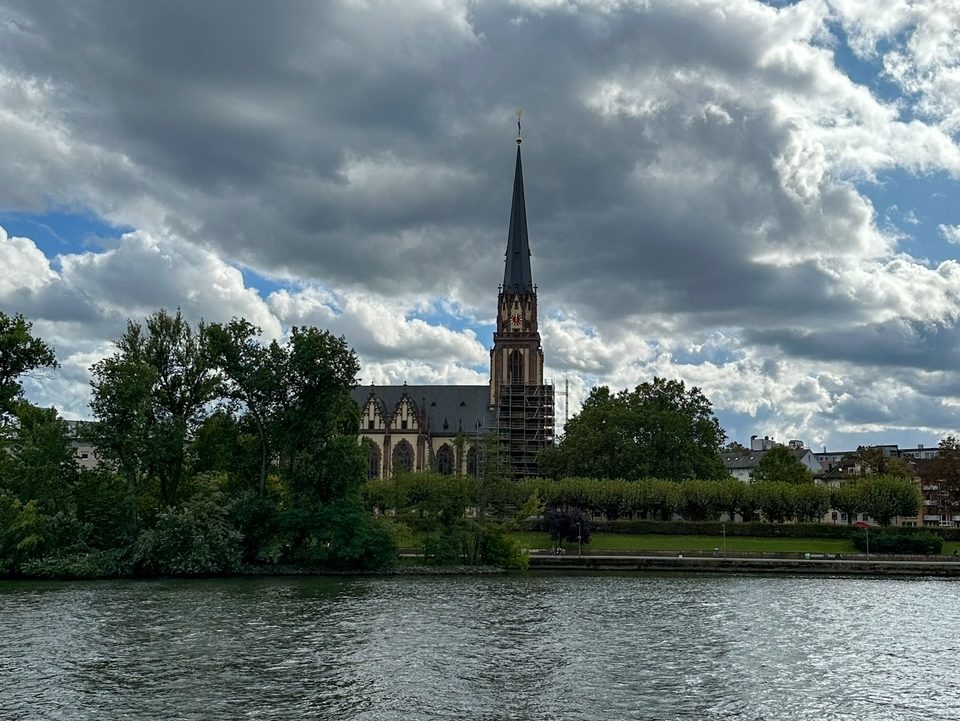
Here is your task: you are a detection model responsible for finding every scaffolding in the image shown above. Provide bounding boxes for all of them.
[495,383,555,479]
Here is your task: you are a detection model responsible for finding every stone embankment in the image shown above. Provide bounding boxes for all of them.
[528,553,960,576]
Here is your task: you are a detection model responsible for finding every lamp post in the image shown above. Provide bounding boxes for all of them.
[865,524,870,562]
[577,521,582,557]
[722,522,727,559]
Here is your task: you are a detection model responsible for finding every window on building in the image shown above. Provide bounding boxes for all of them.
[508,350,523,384]
[393,440,414,473]
[368,419,375,430]
[401,419,408,430]
[466,446,478,478]
[367,444,381,479]
[437,444,455,475]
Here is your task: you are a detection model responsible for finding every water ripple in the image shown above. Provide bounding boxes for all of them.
[2,574,960,720]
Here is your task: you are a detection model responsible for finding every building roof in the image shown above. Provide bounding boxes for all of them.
[502,145,533,293]
[352,384,495,437]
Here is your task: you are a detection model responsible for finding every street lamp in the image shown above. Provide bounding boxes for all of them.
[865,524,870,562]
[722,522,727,559]
[577,521,582,557]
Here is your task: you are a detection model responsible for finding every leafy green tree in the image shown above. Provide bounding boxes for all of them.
[207,319,285,494]
[750,445,813,485]
[793,483,831,522]
[90,309,218,510]
[544,378,727,481]
[274,326,363,502]
[679,480,721,521]
[715,479,756,522]
[1,404,78,514]
[932,437,960,512]
[858,475,920,526]
[753,482,795,523]
[830,483,861,524]
[545,507,591,547]
[0,312,57,420]
[854,446,912,479]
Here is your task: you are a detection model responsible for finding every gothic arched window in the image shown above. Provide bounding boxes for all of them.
[393,440,414,474]
[466,446,478,478]
[437,444,455,476]
[367,443,381,479]
[508,350,524,384]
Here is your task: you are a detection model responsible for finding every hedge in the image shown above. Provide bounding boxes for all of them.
[523,518,960,541]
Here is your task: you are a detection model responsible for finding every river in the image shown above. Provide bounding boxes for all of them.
[2,573,958,720]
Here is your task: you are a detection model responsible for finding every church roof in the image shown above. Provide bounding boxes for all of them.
[502,145,534,293]
[353,384,494,436]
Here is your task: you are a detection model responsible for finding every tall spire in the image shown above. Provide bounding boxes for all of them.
[503,137,534,293]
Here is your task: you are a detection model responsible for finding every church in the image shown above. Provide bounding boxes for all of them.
[353,134,555,479]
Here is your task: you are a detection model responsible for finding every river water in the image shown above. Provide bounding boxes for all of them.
[2,573,958,720]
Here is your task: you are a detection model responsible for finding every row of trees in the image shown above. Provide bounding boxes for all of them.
[365,474,921,528]
[1,310,397,577]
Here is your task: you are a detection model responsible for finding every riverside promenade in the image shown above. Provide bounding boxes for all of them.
[528,551,960,576]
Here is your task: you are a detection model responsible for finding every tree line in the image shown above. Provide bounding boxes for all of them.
[365,474,920,528]
[1,309,396,577]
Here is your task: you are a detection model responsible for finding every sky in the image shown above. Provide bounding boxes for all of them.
[2,0,960,453]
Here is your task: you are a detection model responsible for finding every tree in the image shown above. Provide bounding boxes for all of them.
[90,309,219,510]
[854,446,912,479]
[932,437,960,512]
[858,475,920,526]
[206,319,285,495]
[0,312,57,420]
[753,482,795,523]
[545,378,727,481]
[750,445,813,485]
[830,483,861,525]
[1,404,78,514]
[274,326,363,502]
[545,507,591,547]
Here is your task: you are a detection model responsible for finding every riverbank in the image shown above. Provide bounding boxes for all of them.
[528,552,960,576]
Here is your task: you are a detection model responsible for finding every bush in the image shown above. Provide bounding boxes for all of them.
[851,530,943,556]
[20,549,129,579]
[131,506,243,576]
[545,507,592,546]
[475,523,528,569]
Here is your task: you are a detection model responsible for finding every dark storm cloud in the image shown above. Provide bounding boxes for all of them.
[745,318,960,372]
[3,0,960,442]
[1,0,876,325]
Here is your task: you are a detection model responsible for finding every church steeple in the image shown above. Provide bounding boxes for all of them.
[490,125,544,406]
[503,145,533,293]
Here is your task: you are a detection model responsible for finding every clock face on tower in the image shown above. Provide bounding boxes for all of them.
[510,312,523,330]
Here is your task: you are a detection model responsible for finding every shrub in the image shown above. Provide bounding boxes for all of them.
[545,507,592,546]
[131,506,243,576]
[476,523,528,569]
[851,530,943,556]
[20,549,129,579]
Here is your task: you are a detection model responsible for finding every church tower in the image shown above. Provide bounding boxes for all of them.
[490,134,545,401]
[489,125,554,477]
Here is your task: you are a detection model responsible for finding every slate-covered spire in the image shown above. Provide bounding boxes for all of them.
[503,142,534,293]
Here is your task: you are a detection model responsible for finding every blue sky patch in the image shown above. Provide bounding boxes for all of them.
[0,209,133,262]
[857,169,960,261]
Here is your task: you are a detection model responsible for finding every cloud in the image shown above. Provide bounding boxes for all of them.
[939,224,960,245]
[2,0,960,447]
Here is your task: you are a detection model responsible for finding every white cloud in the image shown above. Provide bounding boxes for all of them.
[0,225,57,296]
[939,224,960,245]
[2,0,960,448]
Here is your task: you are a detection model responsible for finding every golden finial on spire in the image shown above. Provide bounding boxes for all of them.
[516,109,523,144]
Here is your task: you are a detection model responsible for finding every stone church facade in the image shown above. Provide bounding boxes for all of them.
[354,137,554,479]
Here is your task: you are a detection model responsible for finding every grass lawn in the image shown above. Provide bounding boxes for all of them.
[395,526,960,556]
[511,531,858,554]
